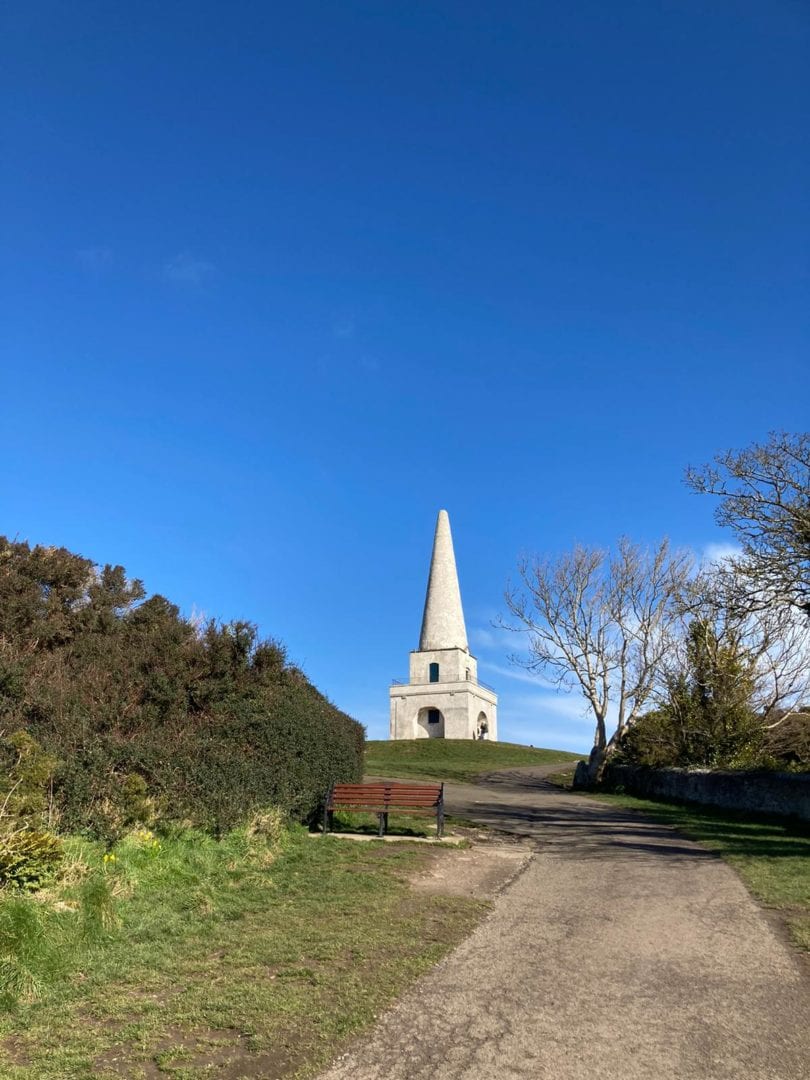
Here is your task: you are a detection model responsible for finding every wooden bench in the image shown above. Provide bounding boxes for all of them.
[323,781,445,838]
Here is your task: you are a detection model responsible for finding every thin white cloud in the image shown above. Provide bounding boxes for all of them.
[469,625,499,649]
[498,687,593,751]
[506,689,591,723]
[701,541,742,567]
[481,661,559,690]
[163,253,216,286]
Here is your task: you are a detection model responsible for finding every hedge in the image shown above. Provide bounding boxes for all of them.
[0,538,364,839]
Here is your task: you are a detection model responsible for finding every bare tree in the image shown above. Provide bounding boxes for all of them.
[686,431,810,617]
[502,538,693,783]
[686,567,810,730]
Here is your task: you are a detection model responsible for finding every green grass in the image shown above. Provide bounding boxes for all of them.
[365,739,580,784]
[544,766,578,789]
[575,789,810,951]
[328,811,434,837]
[0,823,485,1078]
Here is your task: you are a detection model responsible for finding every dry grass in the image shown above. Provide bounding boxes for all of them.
[0,825,485,1078]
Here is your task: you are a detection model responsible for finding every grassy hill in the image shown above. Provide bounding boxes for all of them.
[365,739,582,784]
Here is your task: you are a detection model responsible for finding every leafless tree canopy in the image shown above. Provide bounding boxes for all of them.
[686,431,810,617]
[502,434,809,778]
[502,539,692,779]
[686,570,810,730]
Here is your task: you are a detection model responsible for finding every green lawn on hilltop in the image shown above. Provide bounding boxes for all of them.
[365,739,581,784]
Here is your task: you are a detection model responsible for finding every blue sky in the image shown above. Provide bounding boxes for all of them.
[2,2,808,751]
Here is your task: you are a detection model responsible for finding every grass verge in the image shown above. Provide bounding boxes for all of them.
[365,739,579,784]
[0,824,485,1078]
[327,811,434,837]
[571,788,810,952]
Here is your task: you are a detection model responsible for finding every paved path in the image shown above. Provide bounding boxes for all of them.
[319,767,810,1080]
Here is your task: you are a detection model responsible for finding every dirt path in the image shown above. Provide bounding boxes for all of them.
[318,767,810,1080]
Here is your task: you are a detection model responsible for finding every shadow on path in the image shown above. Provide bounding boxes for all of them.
[446,773,720,861]
[320,764,810,1080]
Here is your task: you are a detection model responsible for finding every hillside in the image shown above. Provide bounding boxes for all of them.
[0,537,363,835]
[365,739,581,784]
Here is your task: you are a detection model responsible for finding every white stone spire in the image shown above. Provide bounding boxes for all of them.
[390,510,497,740]
[418,509,469,651]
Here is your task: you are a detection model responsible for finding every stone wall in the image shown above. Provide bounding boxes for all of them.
[389,681,498,741]
[409,646,477,684]
[601,764,810,822]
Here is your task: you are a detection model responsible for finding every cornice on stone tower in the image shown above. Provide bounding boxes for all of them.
[418,509,469,652]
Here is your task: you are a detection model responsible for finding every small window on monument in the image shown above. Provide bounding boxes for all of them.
[429,662,439,683]
[428,709,441,724]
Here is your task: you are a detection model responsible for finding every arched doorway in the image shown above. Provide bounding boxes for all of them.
[417,706,445,738]
[476,712,489,740]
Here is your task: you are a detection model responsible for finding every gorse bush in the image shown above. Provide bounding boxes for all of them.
[0,830,63,891]
[0,538,364,838]
[0,729,58,825]
[0,730,63,888]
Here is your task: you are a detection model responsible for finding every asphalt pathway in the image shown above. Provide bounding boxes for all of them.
[319,766,810,1080]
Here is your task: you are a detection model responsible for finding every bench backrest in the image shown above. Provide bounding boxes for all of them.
[329,782,442,809]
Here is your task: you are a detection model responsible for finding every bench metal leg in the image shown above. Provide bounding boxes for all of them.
[378,812,388,837]
[437,801,444,839]
[323,784,335,835]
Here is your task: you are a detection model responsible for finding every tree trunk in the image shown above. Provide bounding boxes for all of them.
[574,724,609,789]
[586,742,608,785]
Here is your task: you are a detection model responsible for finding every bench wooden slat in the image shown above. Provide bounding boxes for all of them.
[331,782,441,788]
[331,794,438,802]
[330,801,437,806]
[330,784,442,807]
[329,800,439,807]
[323,780,445,838]
[328,784,442,794]
[332,793,439,799]
[331,785,441,794]
[330,796,440,806]
[331,804,437,811]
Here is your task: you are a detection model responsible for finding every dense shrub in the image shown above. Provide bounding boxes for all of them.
[0,538,364,838]
[618,618,765,769]
[0,830,63,890]
[618,707,765,769]
[764,710,810,769]
[0,730,58,824]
